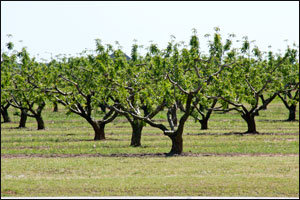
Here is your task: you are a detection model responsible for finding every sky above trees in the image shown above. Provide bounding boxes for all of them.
[1,1,299,61]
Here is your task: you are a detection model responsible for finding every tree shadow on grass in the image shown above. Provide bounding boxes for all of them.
[186,131,298,136]
[257,119,299,122]
[1,126,28,130]
[186,131,269,136]
[1,137,128,143]
[186,132,247,136]
[3,152,298,158]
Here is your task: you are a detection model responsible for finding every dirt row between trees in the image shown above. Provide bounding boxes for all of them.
[1,152,299,159]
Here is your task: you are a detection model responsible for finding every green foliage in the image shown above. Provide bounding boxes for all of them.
[1,28,298,134]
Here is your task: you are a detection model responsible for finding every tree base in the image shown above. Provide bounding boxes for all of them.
[130,144,141,147]
[286,118,297,122]
[94,137,105,141]
[244,131,259,134]
[164,151,182,157]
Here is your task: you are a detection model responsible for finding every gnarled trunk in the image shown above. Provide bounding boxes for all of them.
[35,102,45,130]
[199,119,208,130]
[195,99,217,130]
[242,113,258,134]
[130,119,144,147]
[168,131,183,155]
[166,93,194,155]
[19,109,28,128]
[287,104,296,121]
[1,107,11,123]
[93,122,106,140]
[36,114,45,130]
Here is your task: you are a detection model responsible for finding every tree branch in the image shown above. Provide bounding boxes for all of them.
[145,100,166,119]
[166,73,188,94]
[58,75,87,98]
[207,95,248,114]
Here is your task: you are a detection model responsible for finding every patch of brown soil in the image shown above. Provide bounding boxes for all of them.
[1,152,298,159]
[1,189,17,195]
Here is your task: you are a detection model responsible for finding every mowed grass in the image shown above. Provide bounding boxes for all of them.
[1,97,299,197]
[1,157,299,197]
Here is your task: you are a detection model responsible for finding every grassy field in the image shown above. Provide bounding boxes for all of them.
[1,97,299,197]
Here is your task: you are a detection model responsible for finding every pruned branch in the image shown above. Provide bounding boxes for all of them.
[54,86,73,96]
[192,100,205,119]
[209,62,235,79]
[166,73,188,94]
[207,95,248,114]
[111,104,169,133]
[146,100,166,119]
[254,92,278,113]
[245,77,257,94]
[212,107,244,114]
[100,108,118,124]
[278,93,291,109]
[58,74,87,98]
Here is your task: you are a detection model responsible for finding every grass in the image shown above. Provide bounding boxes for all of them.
[1,156,299,197]
[1,97,299,197]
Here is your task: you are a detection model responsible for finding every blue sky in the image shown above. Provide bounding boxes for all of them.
[1,1,299,61]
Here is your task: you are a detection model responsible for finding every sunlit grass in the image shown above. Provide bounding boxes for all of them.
[1,97,299,197]
[1,156,299,197]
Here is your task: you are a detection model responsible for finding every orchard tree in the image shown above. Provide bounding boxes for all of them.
[111,28,236,155]
[277,45,299,121]
[188,98,218,130]
[4,47,47,130]
[47,40,118,140]
[209,37,292,133]
[1,39,16,123]
[109,43,167,147]
[0,99,11,123]
[1,46,13,123]
[181,28,237,130]
[1,50,13,123]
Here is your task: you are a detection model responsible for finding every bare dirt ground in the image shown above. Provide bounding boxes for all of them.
[1,152,299,159]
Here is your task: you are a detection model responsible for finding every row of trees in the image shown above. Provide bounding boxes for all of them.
[1,28,299,155]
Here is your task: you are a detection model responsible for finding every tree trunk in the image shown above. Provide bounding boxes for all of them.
[167,105,178,129]
[196,99,217,130]
[53,102,58,112]
[93,122,105,140]
[171,105,178,127]
[287,104,296,121]
[1,107,11,123]
[168,131,183,155]
[130,119,144,147]
[19,109,28,128]
[242,114,258,134]
[166,93,194,155]
[199,119,208,130]
[36,114,45,130]
[260,95,267,110]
